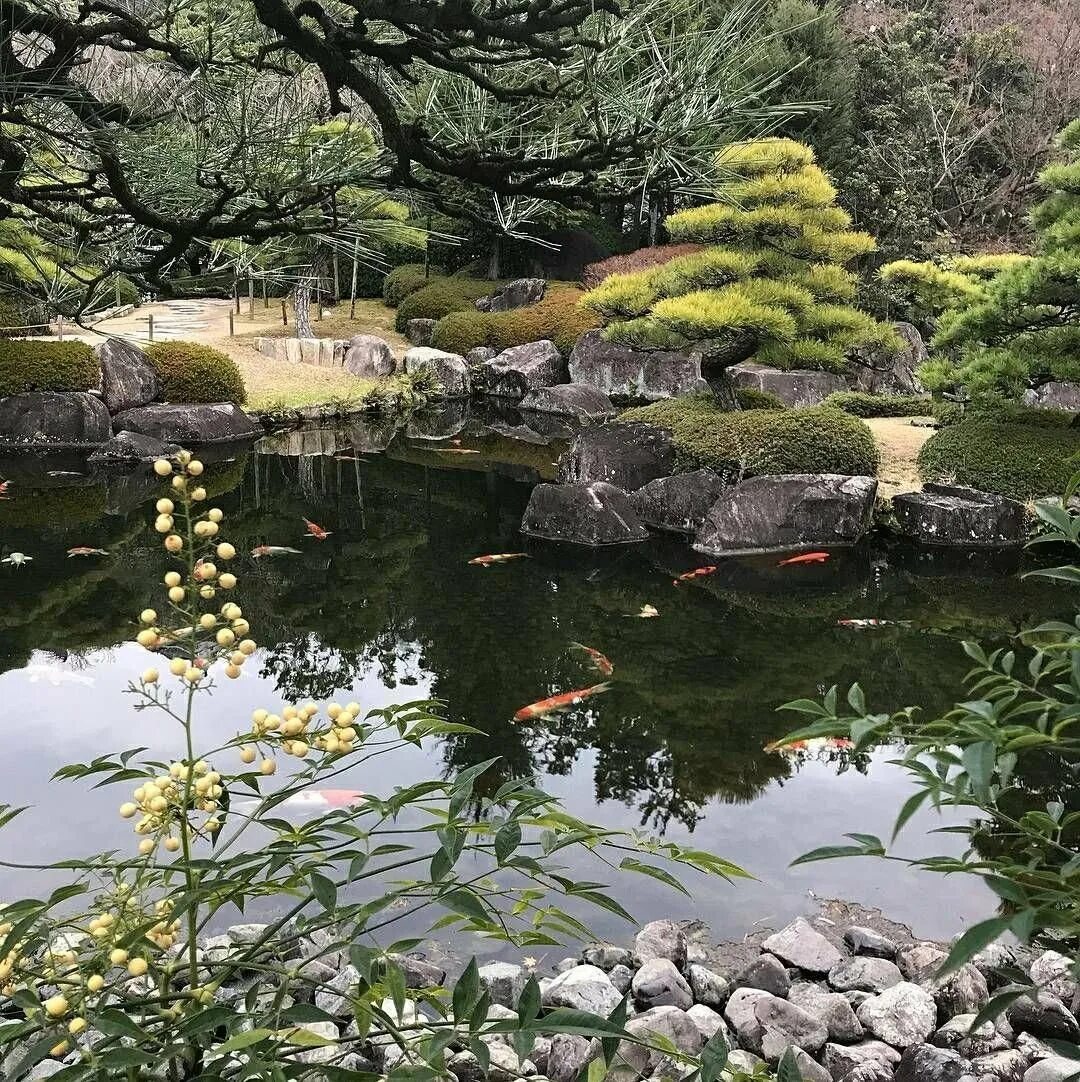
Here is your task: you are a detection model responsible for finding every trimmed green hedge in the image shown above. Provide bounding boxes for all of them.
[918,421,1080,501]
[383,264,443,308]
[823,391,933,417]
[933,398,1076,429]
[0,340,98,396]
[394,277,495,333]
[736,387,787,410]
[144,341,246,404]
[622,396,879,477]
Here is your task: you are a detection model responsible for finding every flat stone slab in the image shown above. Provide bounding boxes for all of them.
[519,383,615,419]
[521,481,649,546]
[569,330,708,403]
[111,402,260,444]
[558,421,675,492]
[0,391,112,449]
[729,362,847,407]
[892,483,1026,548]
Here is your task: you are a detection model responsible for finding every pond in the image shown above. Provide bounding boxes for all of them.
[0,406,1072,957]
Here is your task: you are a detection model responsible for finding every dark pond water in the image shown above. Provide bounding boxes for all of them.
[0,405,1073,954]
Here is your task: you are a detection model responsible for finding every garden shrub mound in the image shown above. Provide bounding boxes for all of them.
[383,263,444,307]
[823,390,932,417]
[737,386,787,410]
[933,398,1076,429]
[144,341,246,404]
[623,395,879,477]
[0,340,98,396]
[394,277,494,333]
[580,243,707,290]
[431,286,601,356]
[918,421,1080,501]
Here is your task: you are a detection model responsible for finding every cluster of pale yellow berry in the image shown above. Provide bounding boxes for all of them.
[241,699,363,771]
[119,759,223,853]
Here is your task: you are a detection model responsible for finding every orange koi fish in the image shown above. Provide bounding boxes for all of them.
[764,736,855,754]
[251,545,302,558]
[673,566,717,586]
[778,551,830,567]
[0,480,11,500]
[303,518,333,540]
[67,546,109,557]
[570,642,614,677]
[514,682,612,721]
[469,553,530,566]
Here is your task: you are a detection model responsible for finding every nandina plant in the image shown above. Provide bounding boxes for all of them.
[0,451,758,1081]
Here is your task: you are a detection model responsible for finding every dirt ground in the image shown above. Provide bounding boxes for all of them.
[865,416,935,498]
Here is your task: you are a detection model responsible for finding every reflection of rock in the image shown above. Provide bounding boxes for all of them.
[468,399,553,445]
[112,402,260,444]
[558,422,675,491]
[406,401,470,441]
[474,278,546,313]
[97,339,160,413]
[344,335,395,378]
[345,415,401,454]
[851,323,927,396]
[729,362,846,407]
[521,482,649,546]
[519,383,615,419]
[404,347,470,398]
[0,391,112,449]
[629,469,727,534]
[89,431,180,465]
[256,428,341,457]
[475,341,567,400]
[694,474,877,556]
[569,330,708,403]
[892,484,1026,548]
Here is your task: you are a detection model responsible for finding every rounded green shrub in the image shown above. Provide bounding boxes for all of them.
[918,421,1080,500]
[0,296,36,338]
[0,340,98,396]
[823,390,933,417]
[144,341,246,404]
[736,387,787,410]
[384,264,442,307]
[394,278,493,333]
[933,397,1075,429]
[622,395,879,476]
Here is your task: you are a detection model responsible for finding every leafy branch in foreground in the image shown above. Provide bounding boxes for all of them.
[0,452,764,1080]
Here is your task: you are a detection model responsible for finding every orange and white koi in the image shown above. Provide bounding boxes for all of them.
[251,545,302,558]
[624,604,660,619]
[837,618,913,629]
[67,546,109,557]
[437,447,480,455]
[234,788,366,813]
[303,518,333,540]
[777,551,830,566]
[469,553,530,566]
[673,566,717,586]
[764,736,855,754]
[570,642,614,677]
[0,480,11,499]
[514,682,612,721]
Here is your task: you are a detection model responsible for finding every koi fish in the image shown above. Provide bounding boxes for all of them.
[303,518,333,540]
[625,604,660,619]
[233,789,366,814]
[764,736,855,755]
[2,552,32,567]
[777,552,830,566]
[67,546,109,558]
[469,553,530,566]
[837,618,914,629]
[570,642,614,677]
[438,448,480,455]
[47,471,82,478]
[0,480,11,499]
[673,566,717,586]
[514,682,611,721]
[251,545,302,558]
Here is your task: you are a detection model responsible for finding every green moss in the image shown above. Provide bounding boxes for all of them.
[622,395,879,476]
[823,391,933,417]
[736,387,787,410]
[144,341,246,404]
[394,278,493,333]
[918,421,1080,500]
[0,340,98,396]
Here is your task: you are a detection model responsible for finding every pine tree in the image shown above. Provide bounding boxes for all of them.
[579,138,899,375]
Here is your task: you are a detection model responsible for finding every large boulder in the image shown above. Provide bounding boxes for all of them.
[475,278,546,313]
[111,402,259,444]
[762,919,845,976]
[1004,986,1080,1042]
[892,483,1026,548]
[97,339,159,413]
[695,474,877,557]
[476,341,567,400]
[632,958,693,1010]
[895,1044,968,1082]
[829,957,904,994]
[88,430,180,465]
[788,982,864,1043]
[542,965,621,1015]
[0,391,112,449]
[754,996,829,1061]
[616,1006,703,1077]
[1024,381,1080,412]
[404,347,470,398]
[856,982,938,1048]
[851,322,928,396]
[519,383,615,419]
[344,335,395,378]
[520,482,649,546]
[405,319,437,347]
[629,469,727,534]
[729,362,847,407]
[569,330,709,403]
[634,920,688,970]
[558,422,675,492]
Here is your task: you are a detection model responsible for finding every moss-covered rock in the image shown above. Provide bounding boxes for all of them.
[0,340,98,396]
[143,342,246,404]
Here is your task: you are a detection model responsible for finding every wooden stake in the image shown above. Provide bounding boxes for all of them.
[148,313,154,341]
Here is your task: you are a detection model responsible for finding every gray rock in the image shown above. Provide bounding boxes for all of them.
[737,954,791,998]
[724,988,771,1049]
[636,921,689,971]
[933,1015,1009,1058]
[1024,382,1080,412]
[822,1040,902,1077]
[610,965,634,995]
[521,481,649,546]
[896,1044,968,1082]
[559,422,676,492]
[898,943,949,983]
[755,996,829,1061]
[729,361,847,407]
[314,965,359,1017]
[0,391,112,449]
[1030,952,1078,1005]
[974,943,1030,989]
[88,430,180,464]
[344,334,396,376]
[476,341,567,400]
[633,958,694,1010]
[227,923,270,945]
[475,278,546,313]
[568,329,708,403]
[110,401,259,443]
[791,1047,833,1082]
[789,981,865,1043]
[1024,1057,1080,1082]
[851,322,928,396]
[932,965,989,1019]
[695,474,878,557]
[398,954,446,988]
[487,1042,531,1082]
[830,958,904,994]
[1015,1032,1055,1062]
[857,983,938,1049]
[969,1049,1031,1082]
[98,338,159,413]
[529,1036,552,1075]
[583,944,634,971]
[892,484,1026,549]
[405,319,437,347]
[519,383,615,419]
[762,918,845,976]
[629,469,728,535]
[542,964,621,1015]
[618,1006,704,1076]
[688,964,730,1009]
[845,989,875,1009]
[292,1020,340,1066]
[686,1004,729,1043]
[843,1065,899,1082]
[1005,987,1080,1041]
[845,928,900,960]
[24,1063,65,1081]
[449,1050,485,1082]
[404,347,471,398]
[548,1035,598,1082]
[480,962,528,1008]
[727,1050,766,1074]
[466,346,498,366]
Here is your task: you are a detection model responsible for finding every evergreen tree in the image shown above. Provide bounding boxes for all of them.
[580,138,898,374]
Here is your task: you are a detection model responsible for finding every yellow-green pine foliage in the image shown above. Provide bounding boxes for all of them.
[579,138,894,373]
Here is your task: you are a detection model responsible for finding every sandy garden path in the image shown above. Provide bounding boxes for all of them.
[866,416,935,498]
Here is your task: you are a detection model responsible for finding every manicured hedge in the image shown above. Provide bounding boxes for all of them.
[933,398,1076,429]
[823,391,933,417]
[622,396,879,477]
[0,340,98,396]
[144,341,246,404]
[581,243,707,289]
[383,264,442,307]
[430,287,601,356]
[736,387,787,410]
[394,278,494,333]
[918,421,1080,501]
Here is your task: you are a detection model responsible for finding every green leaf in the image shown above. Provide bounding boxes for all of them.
[95,1008,153,1042]
[215,1028,275,1053]
[453,958,479,1021]
[962,740,996,794]
[518,976,541,1025]
[892,788,930,843]
[790,843,880,867]
[441,888,489,925]
[311,872,338,911]
[970,988,1031,1033]
[494,821,522,864]
[698,1028,729,1082]
[776,1046,804,1082]
[937,916,1012,979]
[618,858,691,897]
